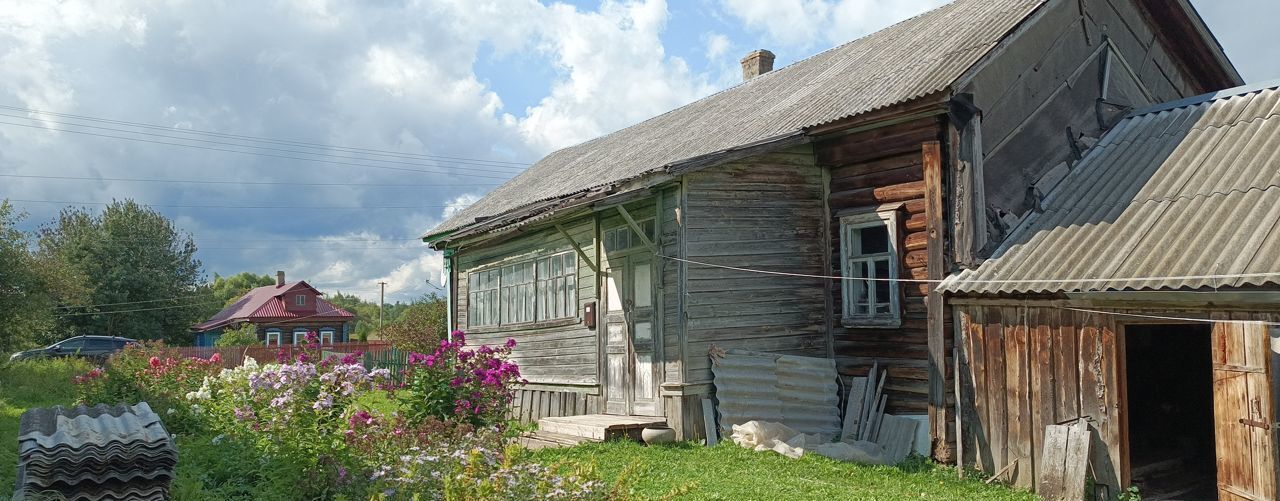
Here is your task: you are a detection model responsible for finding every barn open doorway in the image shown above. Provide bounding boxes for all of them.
[1124,324,1215,500]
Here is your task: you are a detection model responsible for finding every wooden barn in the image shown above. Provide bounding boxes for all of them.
[941,81,1280,499]
[422,0,1239,461]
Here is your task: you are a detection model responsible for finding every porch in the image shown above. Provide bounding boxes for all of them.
[520,414,667,450]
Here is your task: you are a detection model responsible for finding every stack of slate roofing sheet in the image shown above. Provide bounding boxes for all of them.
[14,402,176,500]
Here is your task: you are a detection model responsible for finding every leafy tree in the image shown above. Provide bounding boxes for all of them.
[210,272,276,306]
[38,200,207,344]
[0,201,87,351]
[380,294,447,352]
[214,323,260,347]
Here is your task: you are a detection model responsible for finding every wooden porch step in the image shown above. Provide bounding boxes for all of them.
[518,430,594,450]
[535,414,667,442]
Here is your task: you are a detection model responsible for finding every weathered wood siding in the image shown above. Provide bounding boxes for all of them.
[509,388,605,423]
[681,145,828,385]
[953,301,1278,496]
[658,186,683,386]
[817,117,947,416]
[454,214,599,387]
[962,0,1216,244]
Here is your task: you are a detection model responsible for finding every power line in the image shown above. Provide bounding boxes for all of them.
[0,111,528,174]
[5,198,456,210]
[0,120,517,180]
[57,294,216,309]
[0,103,532,167]
[0,173,501,188]
[55,300,225,317]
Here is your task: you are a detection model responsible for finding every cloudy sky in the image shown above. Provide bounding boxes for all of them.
[1,0,1275,303]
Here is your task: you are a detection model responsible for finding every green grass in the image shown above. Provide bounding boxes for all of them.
[531,440,1038,500]
[0,358,92,494]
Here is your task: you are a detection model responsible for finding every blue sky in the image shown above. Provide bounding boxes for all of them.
[0,0,1275,302]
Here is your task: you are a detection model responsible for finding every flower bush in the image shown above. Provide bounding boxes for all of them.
[69,331,609,499]
[400,331,525,426]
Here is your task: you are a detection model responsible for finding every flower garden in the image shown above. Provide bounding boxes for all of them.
[68,331,609,500]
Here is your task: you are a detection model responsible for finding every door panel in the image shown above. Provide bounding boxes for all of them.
[601,254,661,416]
[1212,321,1276,501]
[604,259,628,415]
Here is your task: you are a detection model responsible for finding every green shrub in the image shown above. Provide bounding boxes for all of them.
[214,324,259,347]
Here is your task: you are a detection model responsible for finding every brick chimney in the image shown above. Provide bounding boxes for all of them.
[740,49,775,81]
[276,270,285,287]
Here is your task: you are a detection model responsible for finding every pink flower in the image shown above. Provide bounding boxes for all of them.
[504,338,517,349]
[209,353,222,364]
[148,356,161,368]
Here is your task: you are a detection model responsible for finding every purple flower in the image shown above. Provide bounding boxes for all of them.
[504,338,517,349]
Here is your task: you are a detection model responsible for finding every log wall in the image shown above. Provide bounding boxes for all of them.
[817,117,948,416]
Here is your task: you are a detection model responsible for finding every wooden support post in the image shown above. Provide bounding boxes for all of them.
[616,205,658,253]
[555,224,599,273]
[923,140,951,462]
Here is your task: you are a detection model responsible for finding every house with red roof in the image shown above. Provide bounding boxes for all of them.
[192,271,356,347]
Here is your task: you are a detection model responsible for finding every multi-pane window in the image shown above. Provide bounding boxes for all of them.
[295,294,306,306]
[603,219,655,252]
[536,253,578,321]
[468,251,577,328]
[840,210,901,327]
[468,268,501,326]
[499,261,535,324]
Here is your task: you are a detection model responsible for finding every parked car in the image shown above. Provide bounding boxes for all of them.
[8,335,136,362]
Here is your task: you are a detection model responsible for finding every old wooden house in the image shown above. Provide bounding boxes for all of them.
[192,271,356,346]
[422,0,1239,461]
[941,81,1280,499]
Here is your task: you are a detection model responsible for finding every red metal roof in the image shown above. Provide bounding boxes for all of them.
[193,281,354,331]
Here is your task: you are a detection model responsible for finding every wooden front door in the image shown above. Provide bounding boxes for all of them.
[1211,320,1277,501]
[603,254,659,416]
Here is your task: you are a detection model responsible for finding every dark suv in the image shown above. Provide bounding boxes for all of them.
[8,336,136,362]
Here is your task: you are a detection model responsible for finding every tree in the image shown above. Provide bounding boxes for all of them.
[38,200,207,344]
[210,272,276,306]
[380,294,447,353]
[214,323,260,347]
[0,201,87,351]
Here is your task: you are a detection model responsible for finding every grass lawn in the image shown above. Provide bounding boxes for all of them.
[531,440,1038,500]
[0,358,91,494]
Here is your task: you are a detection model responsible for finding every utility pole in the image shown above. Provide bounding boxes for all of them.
[378,281,388,336]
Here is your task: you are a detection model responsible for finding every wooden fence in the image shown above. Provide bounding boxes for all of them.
[171,342,401,370]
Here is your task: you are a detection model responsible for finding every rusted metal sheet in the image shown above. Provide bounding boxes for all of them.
[711,349,841,440]
[944,81,1280,294]
[430,0,1047,237]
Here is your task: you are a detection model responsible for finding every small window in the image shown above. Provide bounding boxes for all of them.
[319,328,336,345]
[467,250,578,328]
[603,219,655,252]
[295,294,306,306]
[840,209,901,327]
[292,328,309,345]
[536,252,578,321]
[468,268,500,327]
[264,329,282,346]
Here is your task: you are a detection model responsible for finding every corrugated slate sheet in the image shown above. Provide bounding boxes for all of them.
[429,0,1046,237]
[711,349,841,440]
[15,403,176,501]
[943,81,1280,294]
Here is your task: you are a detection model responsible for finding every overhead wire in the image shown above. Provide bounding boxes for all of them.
[0,119,518,180]
[0,103,531,167]
[0,111,528,173]
[5,199,456,210]
[0,173,501,188]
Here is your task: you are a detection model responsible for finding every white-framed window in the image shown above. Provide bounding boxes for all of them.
[295,294,306,306]
[292,328,309,345]
[264,328,282,346]
[840,209,901,327]
[468,250,578,328]
[603,219,655,252]
[319,328,336,345]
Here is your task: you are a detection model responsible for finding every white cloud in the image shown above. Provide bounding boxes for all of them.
[717,0,947,50]
[704,32,731,60]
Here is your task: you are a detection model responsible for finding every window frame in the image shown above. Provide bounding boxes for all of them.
[319,328,336,345]
[264,329,282,346]
[295,294,306,306]
[466,249,579,330]
[839,208,902,328]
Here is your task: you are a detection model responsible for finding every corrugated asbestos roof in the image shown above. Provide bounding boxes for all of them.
[942,80,1280,294]
[711,349,842,440]
[427,0,1046,238]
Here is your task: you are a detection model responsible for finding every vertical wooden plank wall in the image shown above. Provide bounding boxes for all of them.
[817,116,945,416]
[509,388,605,424]
[955,303,1122,493]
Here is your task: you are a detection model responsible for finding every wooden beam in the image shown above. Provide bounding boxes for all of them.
[554,224,599,273]
[923,140,950,462]
[616,204,658,253]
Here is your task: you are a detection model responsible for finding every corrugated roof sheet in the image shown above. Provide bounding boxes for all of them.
[711,349,841,440]
[942,80,1280,294]
[428,0,1046,238]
